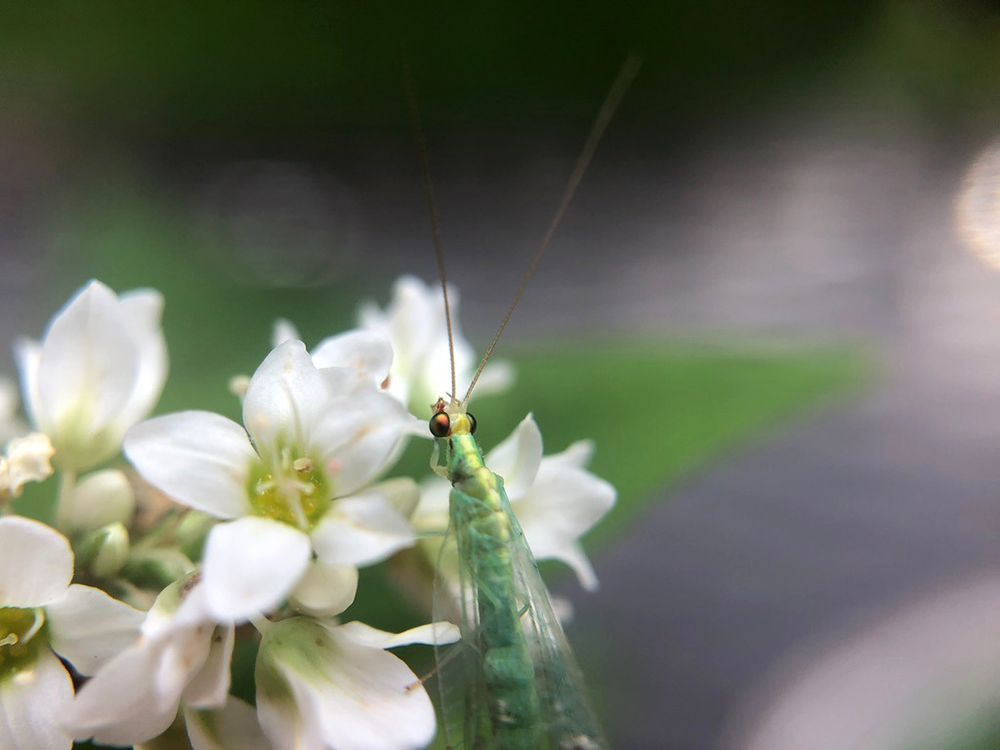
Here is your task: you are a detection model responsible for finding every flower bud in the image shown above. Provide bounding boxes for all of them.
[65,469,135,533]
[79,522,130,577]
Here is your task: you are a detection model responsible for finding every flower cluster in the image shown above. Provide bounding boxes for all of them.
[0,275,615,749]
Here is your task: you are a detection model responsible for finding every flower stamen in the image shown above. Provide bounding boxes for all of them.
[249,448,328,530]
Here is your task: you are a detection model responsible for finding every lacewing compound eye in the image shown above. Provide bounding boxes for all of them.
[467,412,477,435]
[429,411,451,438]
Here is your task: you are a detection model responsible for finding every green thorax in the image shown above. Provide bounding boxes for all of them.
[443,434,499,495]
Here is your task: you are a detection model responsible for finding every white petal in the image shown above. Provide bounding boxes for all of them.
[64,637,180,746]
[311,389,412,496]
[313,623,438,750]
[549,542,600,592]
[0,649,73,750]
[485,413,542,501]
[256,674,326,750]
[64,468,135,533]
[34,281,141,440]
[0,517,72,607]
[11,341,41,430]
[376,476,422,519]
[336,620,461,649]
[472,359,515,396]
[363,276,437,362]
[290,562,358,617]
[124,411,256,519]
[202,518,311,621]
[243,341,330,455]
[271,318,301,349]
[45,584,143,676]
[413,476,450,531]
[311,329,393,386]
[517,459,616,551]
[259,617,438,750]
[183,624,235,709]
[311,493,415,567]
[111,289,168,435]
[513,458,614,590]
[547,438,595,469]
[185,698,276,750]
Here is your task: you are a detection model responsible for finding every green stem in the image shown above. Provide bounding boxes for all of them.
[54,470,77,532]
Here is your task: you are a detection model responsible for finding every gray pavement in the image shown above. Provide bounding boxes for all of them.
[572,381,1000,749]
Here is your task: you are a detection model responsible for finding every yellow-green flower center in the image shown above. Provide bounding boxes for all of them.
[0,607,46,681]
[248,449,329,530]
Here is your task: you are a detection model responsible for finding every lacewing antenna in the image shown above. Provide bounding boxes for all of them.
[462,53,641,405]
[403,60,458,402]
[406,54,640,408]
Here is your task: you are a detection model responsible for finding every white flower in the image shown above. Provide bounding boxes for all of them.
[255,617,460,750]
[124,340,420,622]
[65,576,235,747]
[356,276,513,413]
[0,516,143,750]
[416,414,615,591]
[14,280,167,473]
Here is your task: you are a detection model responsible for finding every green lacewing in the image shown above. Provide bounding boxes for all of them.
[408,56,639,749]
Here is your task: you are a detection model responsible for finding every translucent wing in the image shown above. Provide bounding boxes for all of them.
[498,481,608,750]
[432,477,608,750]
[431,516,490,750]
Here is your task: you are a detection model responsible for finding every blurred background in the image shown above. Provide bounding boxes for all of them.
[6,1,1000,748]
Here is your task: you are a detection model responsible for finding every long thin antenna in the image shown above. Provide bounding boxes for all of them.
[463,53,642,405]
[404,60,458,402]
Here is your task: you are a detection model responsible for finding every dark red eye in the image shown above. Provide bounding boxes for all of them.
[467,412,477,435]
[429,412,450,438]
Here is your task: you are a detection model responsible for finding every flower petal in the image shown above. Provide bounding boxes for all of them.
[290,562,359,617]
[183,623,235,709]
[111,289,168,434]
[63,636,179,746]
[45,584,144,676]
[315,623,439,750]
[258,617,438,750]
[473,359,515,397]
[256,669,326,750]
[549,542,600,592]
[311,492,415,567]
[311,389,413,496]
[413,477,450,535]
[124,411,256,519]
[517,459,616,552]
[512,452,614,590]
[484,413,542,501]
[243,341,330,455]
[0,517,72,607]
[377,476,422,519]
[202,518,311,621]
[11,340,41,430]
[311,329,393,387]
[271,318,301,349]
[336,620,461,649]
[185,697,276,750]
[0,649,73,750]
[34,281,141,439]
